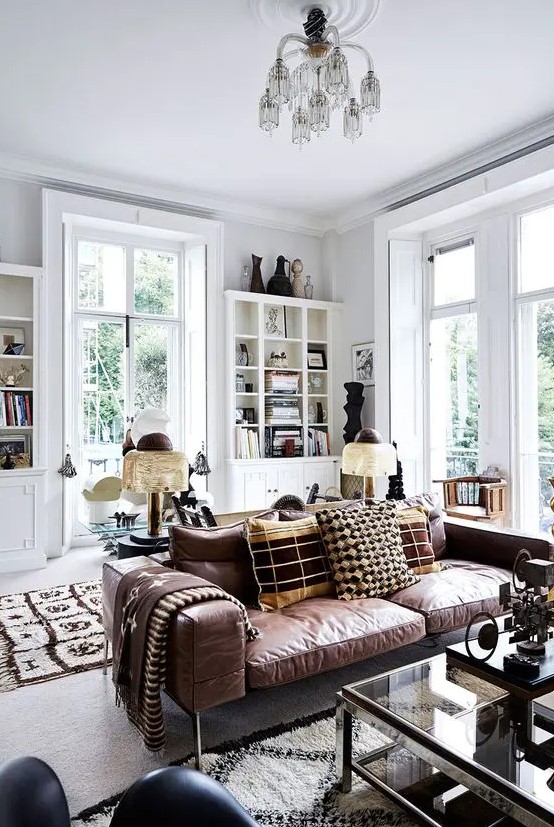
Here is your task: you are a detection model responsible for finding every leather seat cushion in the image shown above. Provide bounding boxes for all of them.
[386,559,511,634]
[245,596,426,688]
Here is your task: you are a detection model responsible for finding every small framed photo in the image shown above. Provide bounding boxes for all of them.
[0,327,25,355]
[264,305,287,338]
[0,434,30,457]
[235,407,255,424]
[352,342,374,385]
[307,349,327,370]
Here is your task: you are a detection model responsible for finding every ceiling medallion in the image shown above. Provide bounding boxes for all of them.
[250,0,382,40]
[257,5,380,146]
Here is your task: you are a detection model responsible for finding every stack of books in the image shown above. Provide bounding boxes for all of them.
[265,371,300,395]
[307,428,330,457]
[235,427,260,459]
[265,425,304,458]
[265,397,301,425]
[0,391,32,427]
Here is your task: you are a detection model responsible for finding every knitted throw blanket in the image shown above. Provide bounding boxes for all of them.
[112,567,259,752]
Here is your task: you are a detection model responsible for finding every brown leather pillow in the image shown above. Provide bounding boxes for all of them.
[169,522,258,605]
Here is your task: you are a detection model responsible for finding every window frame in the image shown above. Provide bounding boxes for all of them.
[424,233,479,484]
[513,200,554,532]
[70,230,187,531]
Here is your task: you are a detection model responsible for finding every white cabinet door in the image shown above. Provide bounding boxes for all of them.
[303,461,339,499]
[275,465,304,500]
[243,470,276,511]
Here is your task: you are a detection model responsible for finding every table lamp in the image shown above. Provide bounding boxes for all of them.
[342,428,397,499]
[122,439,188,540]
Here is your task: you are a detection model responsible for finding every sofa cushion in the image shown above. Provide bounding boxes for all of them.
[386,559,511,634]
[397,507,440,574]
[316,502,419,600]
[246,515,334,611]
[169,522,259,606]
[245,596,426,688]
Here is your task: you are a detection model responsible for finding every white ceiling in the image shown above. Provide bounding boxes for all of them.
[0,0,553,220]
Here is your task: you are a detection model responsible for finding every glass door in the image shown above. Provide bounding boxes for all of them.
[72,237,184,531]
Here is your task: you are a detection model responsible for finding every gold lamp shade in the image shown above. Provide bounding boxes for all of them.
[342,429,396,499]
[122,449,188,536]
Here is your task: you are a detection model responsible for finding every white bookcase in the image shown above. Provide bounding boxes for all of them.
[0,262,46,572]
[225,290,342,512]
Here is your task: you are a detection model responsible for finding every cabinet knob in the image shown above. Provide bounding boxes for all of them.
[267,489,271,493]
[306,486,310,490]
[274,488,278,493]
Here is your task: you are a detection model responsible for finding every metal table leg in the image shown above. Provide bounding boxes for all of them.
[336,694,352,793]
[192,712,202,771]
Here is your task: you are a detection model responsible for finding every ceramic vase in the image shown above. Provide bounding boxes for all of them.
[250,254,265,293]
[267,255,293,296]
[291,258,305,298]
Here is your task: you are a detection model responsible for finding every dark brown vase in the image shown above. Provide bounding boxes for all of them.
[267,254,293,296]
[250,254,265,293]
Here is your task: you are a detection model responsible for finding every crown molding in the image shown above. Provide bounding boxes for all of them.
[333,114,554,234]
[0,150,328,238]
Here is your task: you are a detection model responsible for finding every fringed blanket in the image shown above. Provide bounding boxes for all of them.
[112,567,259,752]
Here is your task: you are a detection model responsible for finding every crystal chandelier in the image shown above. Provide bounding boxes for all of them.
[258,7,380,146]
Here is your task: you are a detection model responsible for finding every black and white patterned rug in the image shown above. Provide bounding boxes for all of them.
[0,580,106,692]
[74,709,418,826]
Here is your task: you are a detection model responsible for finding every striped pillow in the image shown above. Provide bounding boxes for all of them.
[397,506,441,574]
[245,515,334,611]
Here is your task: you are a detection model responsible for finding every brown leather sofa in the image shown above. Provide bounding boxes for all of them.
[102,514,553,767]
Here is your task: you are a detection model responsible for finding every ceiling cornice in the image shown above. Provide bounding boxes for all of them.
[0,113,554,240]
[333,113,554,234]
[0,151,328,237]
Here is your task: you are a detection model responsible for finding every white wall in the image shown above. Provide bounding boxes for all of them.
[333,223,375,436]
[0,179,42,266]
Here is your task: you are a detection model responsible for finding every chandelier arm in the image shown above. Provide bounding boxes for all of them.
[277,33,310,60]
[341,41,374,72]
[321,25,340,47]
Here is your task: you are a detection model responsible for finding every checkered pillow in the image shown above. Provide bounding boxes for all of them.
[315,502,419,600]
[246,515,335,611]
[396,506,441,574]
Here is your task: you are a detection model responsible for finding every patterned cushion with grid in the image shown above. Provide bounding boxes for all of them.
[245,515,335,611]
[396,506,441,574]
[315,502,419,600]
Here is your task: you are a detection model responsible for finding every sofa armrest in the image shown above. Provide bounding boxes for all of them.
[444,517,554,569]
[149,550,174,567]
[102,557,246,715]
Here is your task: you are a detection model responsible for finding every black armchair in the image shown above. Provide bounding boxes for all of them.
[0,757,70,827]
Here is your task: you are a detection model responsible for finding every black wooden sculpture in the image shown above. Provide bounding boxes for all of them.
[386,441,405,500]
[343,382,364,444]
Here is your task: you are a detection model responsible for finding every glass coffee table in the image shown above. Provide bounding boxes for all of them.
[336,653,554,826]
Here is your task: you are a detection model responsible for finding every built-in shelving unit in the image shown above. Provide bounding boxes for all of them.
[224,290,343,513]
[0,262,46,573]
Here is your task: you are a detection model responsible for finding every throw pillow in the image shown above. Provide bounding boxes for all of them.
[396,506,441,574]
[315,502,419,600]
[245,515,335,611]
[395,493,446,559]
[169,522,259,606]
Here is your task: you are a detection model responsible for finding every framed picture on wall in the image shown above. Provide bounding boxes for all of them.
[352,341,375,386]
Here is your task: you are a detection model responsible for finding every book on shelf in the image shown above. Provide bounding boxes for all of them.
[307,428,330,457]
[235,426,260,460]
[265,425,304,458]
[265,395,301,426]
[0,391,32,427]
[265,371,300,395]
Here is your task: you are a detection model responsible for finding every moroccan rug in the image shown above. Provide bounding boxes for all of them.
[74,709,419,826]
[0,580,106,692]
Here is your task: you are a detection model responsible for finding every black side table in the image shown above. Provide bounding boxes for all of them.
[117,529,170,560]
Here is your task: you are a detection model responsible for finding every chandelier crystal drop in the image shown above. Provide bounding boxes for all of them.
[258,6,380,146]
[259,88,279,133]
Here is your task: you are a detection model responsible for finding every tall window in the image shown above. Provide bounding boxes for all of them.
[428,239,479,481]
[74,237,183,500]
[516,204,554,533]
